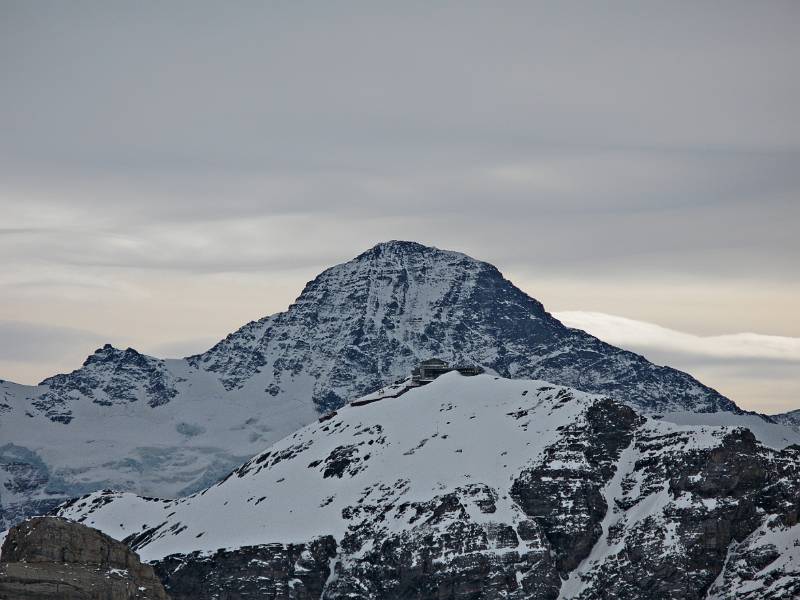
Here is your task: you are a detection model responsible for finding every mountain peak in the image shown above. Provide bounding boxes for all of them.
[195,241,737,415]
[81,343,142,367]
[361,239,429,253]
[347,240,477,273]
[355,240,466,260]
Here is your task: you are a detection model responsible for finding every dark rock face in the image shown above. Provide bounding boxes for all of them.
[510,398,642,574]
[773,408,800,428]
[0,516,169,600]
[152,537,336,600]
[117,400,800,599]
[564,430,800,600]
[327,487,562,600]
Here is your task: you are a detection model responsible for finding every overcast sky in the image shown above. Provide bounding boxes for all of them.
[1,2,798,413]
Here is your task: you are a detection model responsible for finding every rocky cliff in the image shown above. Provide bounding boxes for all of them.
[56,374,800,599]
[0,516,169,600]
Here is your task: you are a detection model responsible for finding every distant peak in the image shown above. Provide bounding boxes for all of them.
[81,344,145,367]
[291,241,500,308]
[82,344,119,366]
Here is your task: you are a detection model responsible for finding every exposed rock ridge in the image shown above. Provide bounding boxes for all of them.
[153,537,336,600]
[38,345,181,422]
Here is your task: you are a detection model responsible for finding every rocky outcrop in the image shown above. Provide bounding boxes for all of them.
[131,421,800,600]
[38,345,181,421]
[326,485,561,600]
[0,516,169,600]
[510,397,642,575]
[153,537,336,600]
[561,429,800,600]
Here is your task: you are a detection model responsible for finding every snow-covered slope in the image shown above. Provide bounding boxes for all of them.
[57,374,800,600]
[0,241,788,529]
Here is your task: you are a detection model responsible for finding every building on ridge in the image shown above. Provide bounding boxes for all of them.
[411,358,482,384]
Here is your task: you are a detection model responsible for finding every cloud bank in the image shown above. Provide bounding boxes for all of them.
[555,311,800,414]
[555,312,800,363]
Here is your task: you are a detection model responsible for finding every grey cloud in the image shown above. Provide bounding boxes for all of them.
[147,337,220,359]
[555,311,800,414]
[1,149,797,279]
[0,321,105,363]
[555,312,800,363]
[0,1,797,399]
[2,2,799,178]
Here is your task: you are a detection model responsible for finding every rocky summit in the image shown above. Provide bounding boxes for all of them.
[0,516,169,600]
[195,241,744,414]
[1,241,794,530]
[56,374,800,600]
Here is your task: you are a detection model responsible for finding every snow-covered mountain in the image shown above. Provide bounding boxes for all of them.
[57,373,800,600]
[191,241,741,414]
[0,241,791,529]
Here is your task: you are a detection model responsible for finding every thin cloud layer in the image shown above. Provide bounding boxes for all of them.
[555,311,800,414]
[555,312,800,363]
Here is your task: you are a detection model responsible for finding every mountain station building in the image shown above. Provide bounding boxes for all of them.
[411,358,483,384]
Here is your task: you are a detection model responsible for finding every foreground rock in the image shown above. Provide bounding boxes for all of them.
[0,516,168,600]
